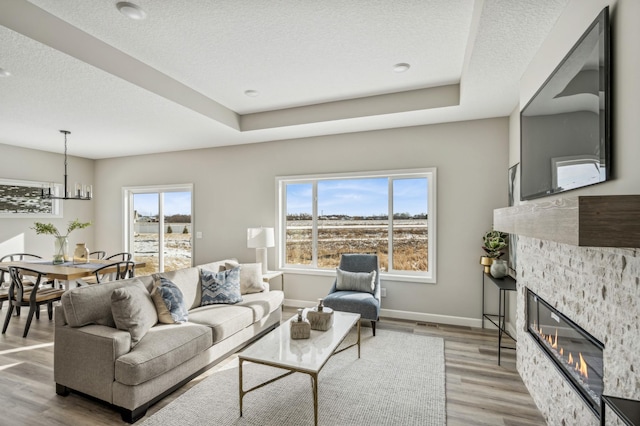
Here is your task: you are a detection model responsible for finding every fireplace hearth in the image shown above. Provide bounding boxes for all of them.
[526,288,605,418]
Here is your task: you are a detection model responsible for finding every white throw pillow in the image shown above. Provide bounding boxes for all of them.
[225,261,265,294]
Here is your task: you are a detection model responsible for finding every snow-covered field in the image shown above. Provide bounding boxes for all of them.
[134,233,192,275]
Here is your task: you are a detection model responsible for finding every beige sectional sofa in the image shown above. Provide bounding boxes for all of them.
[53,259,284,423]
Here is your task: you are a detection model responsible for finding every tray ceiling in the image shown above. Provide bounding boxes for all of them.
[0,0,569,158]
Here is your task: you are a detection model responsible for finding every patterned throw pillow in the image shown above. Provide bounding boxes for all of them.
[150,277,189,324]
[200,267,242,306]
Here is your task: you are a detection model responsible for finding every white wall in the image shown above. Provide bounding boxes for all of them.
[0,143,94,258]
[95,118,509,325]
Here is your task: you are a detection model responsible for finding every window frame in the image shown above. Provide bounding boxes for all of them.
[276,168,436,283]
[122,183,194,273]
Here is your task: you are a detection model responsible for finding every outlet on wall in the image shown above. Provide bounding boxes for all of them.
[381,288,387,297]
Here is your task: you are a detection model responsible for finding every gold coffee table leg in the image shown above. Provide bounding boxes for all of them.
[239,358,244,417]
[311,372,318,426]
[357,320,361,358]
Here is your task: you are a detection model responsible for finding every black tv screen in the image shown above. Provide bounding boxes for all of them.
[520,7,610,201]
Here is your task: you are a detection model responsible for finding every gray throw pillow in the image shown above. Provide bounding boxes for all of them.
[111,285,158,348]
[200,267,242,306]
[336,268,376,294]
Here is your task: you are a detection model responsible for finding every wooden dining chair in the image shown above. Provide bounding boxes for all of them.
[90,261,136,283]
[89,251,106,260]
[0,253,45,312]
[0,253,43,283]
[106,252,132,261]
[2,266,65,337]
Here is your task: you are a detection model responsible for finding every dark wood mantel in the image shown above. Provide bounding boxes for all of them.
[493,195,640,248]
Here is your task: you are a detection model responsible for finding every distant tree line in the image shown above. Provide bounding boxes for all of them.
[286,213,427,221]
[135,213,192,223]
[165,214,191,223]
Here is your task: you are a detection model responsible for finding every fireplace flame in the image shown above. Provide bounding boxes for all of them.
[535,327,589,381]
[578,353,589,379]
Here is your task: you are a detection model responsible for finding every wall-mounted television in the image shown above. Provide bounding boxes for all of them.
[520,7,611,201]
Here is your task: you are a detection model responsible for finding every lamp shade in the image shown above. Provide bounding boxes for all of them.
[247,227,275,248]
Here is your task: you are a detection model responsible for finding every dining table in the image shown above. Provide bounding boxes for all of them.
[0,258,146,291]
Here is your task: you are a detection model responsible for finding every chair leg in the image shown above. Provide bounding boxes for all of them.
[48,302,54,320]
[2,304,14,334]
[371,320,376,336]
[24,306,37,338]
[35,305,40,320]
[16,306,21,316]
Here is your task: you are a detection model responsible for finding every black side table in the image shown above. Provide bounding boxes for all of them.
[481,272,517,365]
[601,395,640,425]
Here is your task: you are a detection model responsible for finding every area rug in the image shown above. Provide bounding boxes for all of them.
[141,329,446,425]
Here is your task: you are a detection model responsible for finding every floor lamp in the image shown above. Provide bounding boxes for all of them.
[247,227,275,274]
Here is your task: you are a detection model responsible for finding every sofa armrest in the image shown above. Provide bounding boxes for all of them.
[54,322,131,403]
[55,304,68,326]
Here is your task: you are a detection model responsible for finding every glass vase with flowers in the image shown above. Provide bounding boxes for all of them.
[31,219,91,264]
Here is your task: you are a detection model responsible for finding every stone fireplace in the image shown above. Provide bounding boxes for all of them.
[516,236,639,425]
[526,288,604,417]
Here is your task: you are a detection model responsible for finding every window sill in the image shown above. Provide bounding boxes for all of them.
[279,267,435,284]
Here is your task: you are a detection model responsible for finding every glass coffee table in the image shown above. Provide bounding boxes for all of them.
[238,311,361,426]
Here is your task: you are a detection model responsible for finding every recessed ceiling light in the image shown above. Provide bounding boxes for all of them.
[0,67,11,77]
[244,90,259,97]
[116,2,147,20]
[393,63,411,73]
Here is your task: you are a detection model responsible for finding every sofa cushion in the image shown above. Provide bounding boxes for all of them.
[225,261,264,294]
[61,276,154,328]
[151,277,188,324]
[323,290,379,321]
[237,290,284,322]
[111,285,158,348]
[115,322,212,386]
[336,268,376,294]
[153,267,201,310]
[200,267,242,306]
[188,304,253,344]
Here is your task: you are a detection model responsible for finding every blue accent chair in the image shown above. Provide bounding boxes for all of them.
[323,254,381,336]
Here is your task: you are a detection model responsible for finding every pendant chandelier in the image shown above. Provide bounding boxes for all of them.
[40,130,92,200]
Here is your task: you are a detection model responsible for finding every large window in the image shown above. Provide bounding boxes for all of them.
[124,184,193,275]
[277,169,436,282]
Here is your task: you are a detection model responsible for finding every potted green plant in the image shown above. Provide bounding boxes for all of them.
[480,229,508,273]
[32,219,91,264]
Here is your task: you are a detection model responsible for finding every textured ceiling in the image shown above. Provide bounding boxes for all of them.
[0,0,569,159]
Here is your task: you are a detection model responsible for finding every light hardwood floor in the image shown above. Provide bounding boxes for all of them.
[0,305,545,425]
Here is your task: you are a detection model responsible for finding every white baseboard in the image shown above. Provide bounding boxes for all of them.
[380,308,482,328]
[283,299,483,328]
